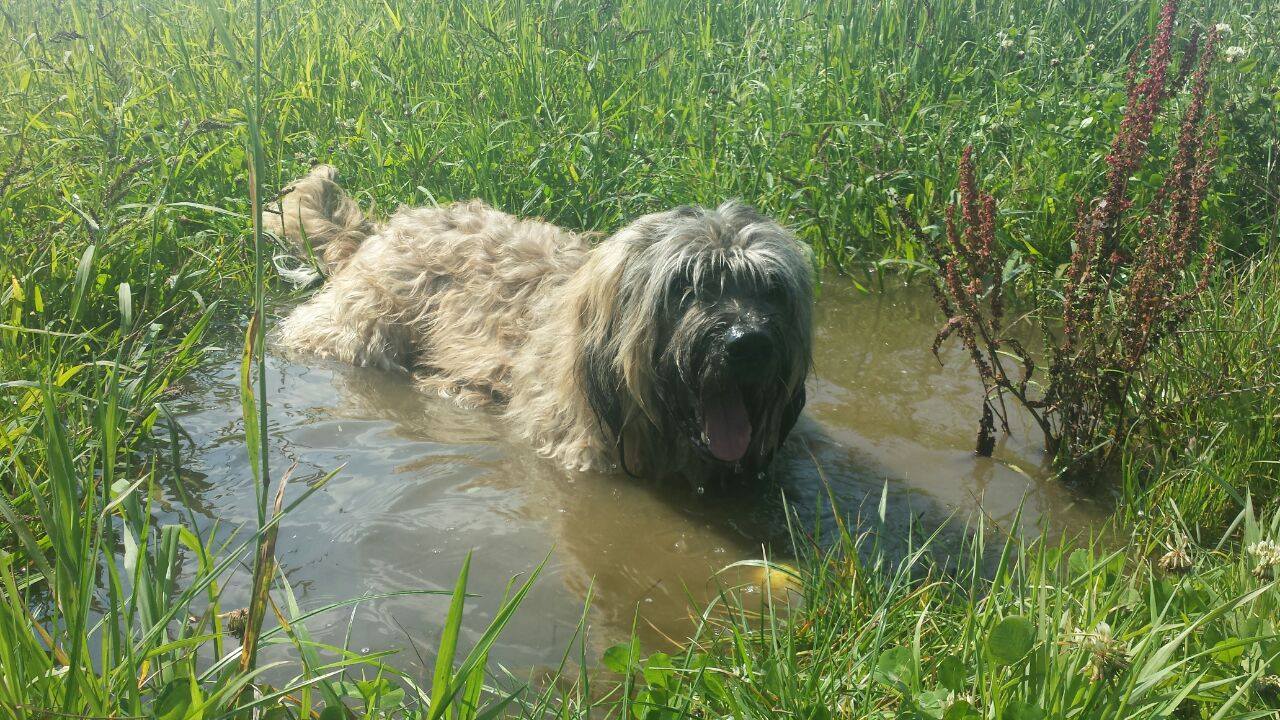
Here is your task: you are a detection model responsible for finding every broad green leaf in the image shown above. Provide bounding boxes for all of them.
[1004,699,1045,720]
[873,646,915,687]
[938,655,965,692]
[987,616,1036,666]
[602,638,641,674]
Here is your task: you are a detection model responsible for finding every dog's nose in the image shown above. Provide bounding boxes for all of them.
[725,326,775,375]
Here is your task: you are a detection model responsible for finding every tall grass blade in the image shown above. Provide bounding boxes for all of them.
[431,551,473,720]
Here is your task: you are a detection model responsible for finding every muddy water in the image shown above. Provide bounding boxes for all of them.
[164,277,1109,676]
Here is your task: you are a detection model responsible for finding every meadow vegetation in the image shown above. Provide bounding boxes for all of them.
[901,2,1225,479]
[0,0,1277,716]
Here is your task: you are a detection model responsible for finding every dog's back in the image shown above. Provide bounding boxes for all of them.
[273,166,593,407]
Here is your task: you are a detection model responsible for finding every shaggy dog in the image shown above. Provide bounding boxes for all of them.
[267,165,813,483]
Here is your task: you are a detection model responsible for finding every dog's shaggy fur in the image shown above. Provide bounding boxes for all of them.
[267,166,813,482]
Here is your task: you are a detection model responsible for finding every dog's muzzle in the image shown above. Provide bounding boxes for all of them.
[695,321,784,467]
[724,324,777,382]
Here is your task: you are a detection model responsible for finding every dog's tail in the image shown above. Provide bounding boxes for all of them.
[266,165,374,283]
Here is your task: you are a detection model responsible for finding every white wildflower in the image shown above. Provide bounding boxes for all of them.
[350,79,361,90]
[1000,37,1014,49]
[1214,22,1232,37]
[1085,43,1096,54]
[1158,547,1192,574]
[1248,539,1280,578]
[1247,539,1280,566]
[1069,621,1129,681]
[1071,621,1114,654]
[1224,46,1248,63]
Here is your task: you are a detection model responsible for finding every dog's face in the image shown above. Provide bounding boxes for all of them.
[585,203,813,480]
[659,258,810,475]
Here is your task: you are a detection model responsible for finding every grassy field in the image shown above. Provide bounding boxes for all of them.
[1,0,1279,717]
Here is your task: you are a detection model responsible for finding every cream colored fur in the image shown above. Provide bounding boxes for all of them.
[267,165,813,479]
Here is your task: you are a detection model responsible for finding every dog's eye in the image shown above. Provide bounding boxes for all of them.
[763,279,789,305]
[666,280,692,307]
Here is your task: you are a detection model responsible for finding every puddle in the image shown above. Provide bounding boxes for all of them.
[162,275,1109,676]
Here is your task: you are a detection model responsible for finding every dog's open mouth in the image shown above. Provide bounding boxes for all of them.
[699,382,756,463]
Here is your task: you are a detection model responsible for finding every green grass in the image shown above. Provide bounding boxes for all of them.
[583,496,1280,719]
[1,0,1276,269]
[0,0,1278,717]
[1120,254,1280,530]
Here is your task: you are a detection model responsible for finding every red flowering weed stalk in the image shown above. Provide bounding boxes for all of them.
[900,0,1219,479]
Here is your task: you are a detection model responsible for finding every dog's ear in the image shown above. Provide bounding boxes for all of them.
[582,325,623,442]
[566,242,630,445]
[778,384,806,443]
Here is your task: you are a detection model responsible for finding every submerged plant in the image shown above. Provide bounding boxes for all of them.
[900,0,1221,478]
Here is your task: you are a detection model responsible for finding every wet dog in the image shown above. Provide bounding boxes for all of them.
[268,166,813,483]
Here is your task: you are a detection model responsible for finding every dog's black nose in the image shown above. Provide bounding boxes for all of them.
[725,326,775,376]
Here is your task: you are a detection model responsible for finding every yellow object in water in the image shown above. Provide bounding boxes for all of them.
[752,562,803,597]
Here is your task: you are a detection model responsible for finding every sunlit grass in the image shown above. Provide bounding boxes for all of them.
[0,0,1277,716]
[591,495,1280,719]
[1122,254,1280,528]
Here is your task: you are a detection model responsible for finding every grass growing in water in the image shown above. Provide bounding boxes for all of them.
[0,0,1277,716]
[591,496,1280,719]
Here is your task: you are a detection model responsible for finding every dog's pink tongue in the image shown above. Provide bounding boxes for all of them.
[703,386,752,462]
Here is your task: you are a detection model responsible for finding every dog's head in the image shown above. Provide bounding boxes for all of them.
[580,202,813,480]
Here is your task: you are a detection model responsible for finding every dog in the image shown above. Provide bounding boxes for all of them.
[267,165,813,483]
